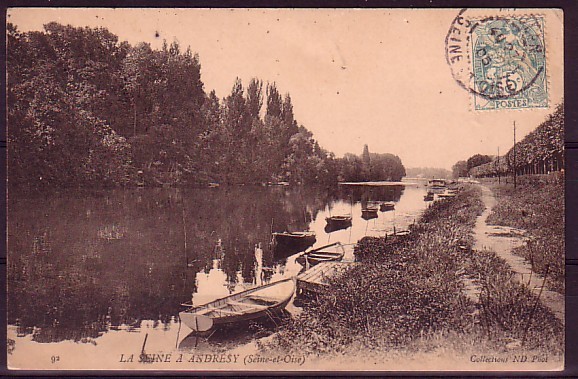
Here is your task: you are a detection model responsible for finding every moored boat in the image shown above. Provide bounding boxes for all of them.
[272,231,316,247]
[380,202,395,212]
[325,215,352,232]
[179,278,295,332]
[428,178,447,190]
[296,242,345,267]
[361,206,379,220]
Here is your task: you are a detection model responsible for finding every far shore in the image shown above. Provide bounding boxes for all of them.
[339,180,421,186]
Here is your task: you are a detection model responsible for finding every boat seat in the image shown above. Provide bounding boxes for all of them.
[197,307,243,316]
[227,300,269,309]
[246,294,280,303]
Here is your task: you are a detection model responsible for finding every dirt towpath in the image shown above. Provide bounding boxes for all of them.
[472,184,564,324]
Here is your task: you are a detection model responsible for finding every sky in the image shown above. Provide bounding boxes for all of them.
[7,8,564,170]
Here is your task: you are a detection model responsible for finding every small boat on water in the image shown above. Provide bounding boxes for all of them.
[361,206,379,220]
[296,242,346,267]
[325,215,352,230]
[362,204,379,214]
[380,202,395,212]
[272,231,316,247]
[179,278,295,332]
[428,179,447,191]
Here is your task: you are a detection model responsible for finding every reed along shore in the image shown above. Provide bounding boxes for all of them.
[264,183,563,362]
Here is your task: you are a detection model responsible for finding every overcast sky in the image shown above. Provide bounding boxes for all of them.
[8,8,564,169]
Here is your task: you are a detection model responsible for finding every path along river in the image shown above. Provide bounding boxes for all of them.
[472,184,564,323]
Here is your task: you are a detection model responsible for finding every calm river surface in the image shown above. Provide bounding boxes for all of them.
[8,179,432,369]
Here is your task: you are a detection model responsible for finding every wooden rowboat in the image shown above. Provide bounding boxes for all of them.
[325,215,352,225]
[179,278,295,332]
[272,231,316,247]
[361,206,378,220]
[296,242,345,267]
[380,202,395,212]
[324,216,352,232]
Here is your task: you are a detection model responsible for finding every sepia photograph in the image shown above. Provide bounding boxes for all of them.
[6,8,564,371]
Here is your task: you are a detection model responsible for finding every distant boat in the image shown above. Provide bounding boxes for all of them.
[296,242,345,267]
[428,179,447,189]
[380,202,395,212]
[361,206,379,220]
[179,278,295,332]
[272,231,316,247]
[208,182,220,188]
[325,215,352,232]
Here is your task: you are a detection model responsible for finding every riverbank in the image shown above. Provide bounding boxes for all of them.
[263,184,563,368]
[484,175,564,293]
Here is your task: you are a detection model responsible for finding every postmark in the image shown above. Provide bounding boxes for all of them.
[445,9,548,111]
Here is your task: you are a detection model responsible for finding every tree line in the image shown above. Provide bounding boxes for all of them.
[338,145,406,182]
[8,23,406,189]
[452,103,564,178]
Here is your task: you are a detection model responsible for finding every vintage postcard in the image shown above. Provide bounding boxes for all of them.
[6,8,564,371]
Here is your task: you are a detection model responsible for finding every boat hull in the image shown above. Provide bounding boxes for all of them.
[296,242,346,267]
[361,209,378,220]
[324,217,352,233]
[179,296,292,331]
[273,233,316,248]
[380,203,395,212]
[179,279,295,332]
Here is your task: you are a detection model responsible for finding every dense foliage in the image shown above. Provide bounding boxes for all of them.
[338,145,406,182]
[466,154,493,171]
[8,23,407,189]
[451,160,468,178]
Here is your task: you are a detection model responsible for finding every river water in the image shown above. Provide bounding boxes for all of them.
[7,179,431,369]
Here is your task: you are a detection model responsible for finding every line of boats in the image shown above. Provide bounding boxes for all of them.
[179,199,405,333]
[424,179,460,201]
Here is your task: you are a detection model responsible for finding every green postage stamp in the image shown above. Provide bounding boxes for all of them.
[446,11,550,111]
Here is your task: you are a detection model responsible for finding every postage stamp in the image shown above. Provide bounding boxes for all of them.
[446,10,549,111]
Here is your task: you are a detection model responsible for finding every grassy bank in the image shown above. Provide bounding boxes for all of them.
[264,184,563,361]
[486,175,564,293]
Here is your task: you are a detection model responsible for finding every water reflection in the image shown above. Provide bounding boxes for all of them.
[8,182,428,344]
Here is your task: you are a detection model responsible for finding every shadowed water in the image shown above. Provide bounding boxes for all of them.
[8,181,430,352]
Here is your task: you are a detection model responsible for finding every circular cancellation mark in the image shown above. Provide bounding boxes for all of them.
[445,9,547,105]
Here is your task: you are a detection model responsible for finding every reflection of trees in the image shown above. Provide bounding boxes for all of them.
[338,185,404,203]
[8,185,328,342]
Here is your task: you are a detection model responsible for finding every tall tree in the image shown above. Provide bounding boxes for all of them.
[362,144,371,180]
[452,160,468,178]
[246,78,263,119]
[466,154,493,171]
